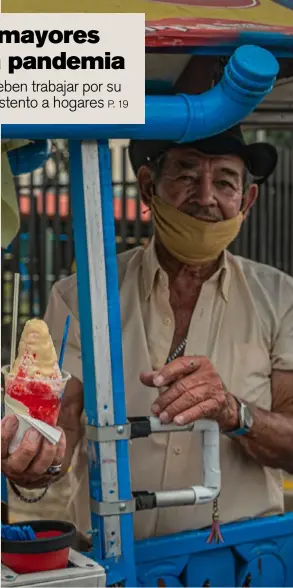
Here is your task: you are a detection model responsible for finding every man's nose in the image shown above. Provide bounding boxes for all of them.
[194,175,215,206]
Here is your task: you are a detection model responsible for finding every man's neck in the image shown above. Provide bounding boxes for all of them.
[155,238,221,292]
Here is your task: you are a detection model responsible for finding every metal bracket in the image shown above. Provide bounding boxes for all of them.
[86,423,131,442]
[86,417,152,442]
[91,498,136,516]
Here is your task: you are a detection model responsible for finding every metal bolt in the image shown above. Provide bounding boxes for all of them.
[117,426,124,434]
[119,502,126,511]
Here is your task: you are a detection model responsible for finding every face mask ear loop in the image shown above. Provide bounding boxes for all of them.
[142,184,156,215]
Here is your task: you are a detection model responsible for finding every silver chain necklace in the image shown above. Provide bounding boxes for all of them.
[166,337,187,364]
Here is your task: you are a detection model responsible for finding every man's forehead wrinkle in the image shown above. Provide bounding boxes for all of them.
[165,154,201,173]
[164,148,244,178]
[178,159,197,171]
[166,149,202,168]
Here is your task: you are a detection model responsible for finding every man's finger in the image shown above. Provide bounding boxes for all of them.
[52,429,66,468]
[27,428,66,477]
[1,416,19,459]
[140,371,160,387]
[27,438,58,477]
[151,374,209,415]
[173,398,217,425]
[152,356,202,388]
[6,428,42,475]
[159,384,210,423]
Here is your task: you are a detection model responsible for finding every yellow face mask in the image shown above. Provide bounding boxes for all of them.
[151,194,243,264]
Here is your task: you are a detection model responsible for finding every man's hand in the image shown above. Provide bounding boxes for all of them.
[140,355,239,430]
[1,415,66,489]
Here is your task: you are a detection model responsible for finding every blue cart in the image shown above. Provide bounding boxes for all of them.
[2,10,293,586]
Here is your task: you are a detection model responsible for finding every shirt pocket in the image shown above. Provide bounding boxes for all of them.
[230,342,272,408]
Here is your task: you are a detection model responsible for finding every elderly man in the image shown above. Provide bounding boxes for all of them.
[2,125,293,540]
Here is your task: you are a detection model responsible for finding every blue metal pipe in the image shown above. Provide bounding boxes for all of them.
[98,141,136,585]
[7,140,51,175]
[2,45,278,141]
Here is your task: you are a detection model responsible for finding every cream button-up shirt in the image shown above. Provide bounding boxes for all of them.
[8,240,293,540]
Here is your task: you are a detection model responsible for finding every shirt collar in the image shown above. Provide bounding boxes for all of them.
[142,237,161,300]
[142,237,231,302]
[207,249,231,302]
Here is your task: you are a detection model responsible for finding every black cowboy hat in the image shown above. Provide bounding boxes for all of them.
[128,125,278,185]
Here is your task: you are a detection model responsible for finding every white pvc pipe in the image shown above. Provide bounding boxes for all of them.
[149,417,221,506]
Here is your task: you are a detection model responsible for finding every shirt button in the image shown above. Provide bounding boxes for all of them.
[164,318,171,326]
[173,447,181,455]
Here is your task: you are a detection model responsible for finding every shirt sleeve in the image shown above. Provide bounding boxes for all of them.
[44,282,83,383]
[271,274,293,371]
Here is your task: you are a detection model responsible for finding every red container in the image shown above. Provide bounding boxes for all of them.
[1,520,76,575]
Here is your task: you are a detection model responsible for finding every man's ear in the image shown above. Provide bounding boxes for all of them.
[242,183,259,219]
[136,165,154,208]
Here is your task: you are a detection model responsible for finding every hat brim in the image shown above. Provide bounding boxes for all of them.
[129,136,278,185]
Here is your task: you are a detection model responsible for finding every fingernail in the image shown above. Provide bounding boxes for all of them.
[27,429,41,443]
[160,411,169,423]
[174,415,184,425]
[154,375,164,386]
[151,404,160,415]
[4,416,18,432]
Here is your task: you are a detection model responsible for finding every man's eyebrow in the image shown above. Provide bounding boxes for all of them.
[218,167,241,180]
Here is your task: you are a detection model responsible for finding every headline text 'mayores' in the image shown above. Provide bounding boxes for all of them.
[0,29,100,48]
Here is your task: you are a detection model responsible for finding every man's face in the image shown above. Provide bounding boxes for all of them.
[138,147,258,221]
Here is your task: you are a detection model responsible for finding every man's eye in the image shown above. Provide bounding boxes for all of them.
[179,175,193,182]
[216,180,234,189]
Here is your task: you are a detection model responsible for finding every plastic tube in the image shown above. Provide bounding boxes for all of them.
[149,418,221,506]
[2,45,279,141]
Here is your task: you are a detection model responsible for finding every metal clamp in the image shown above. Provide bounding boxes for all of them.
[86,417,152,442]
[86,424,131,442]
[91,498,136,516]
